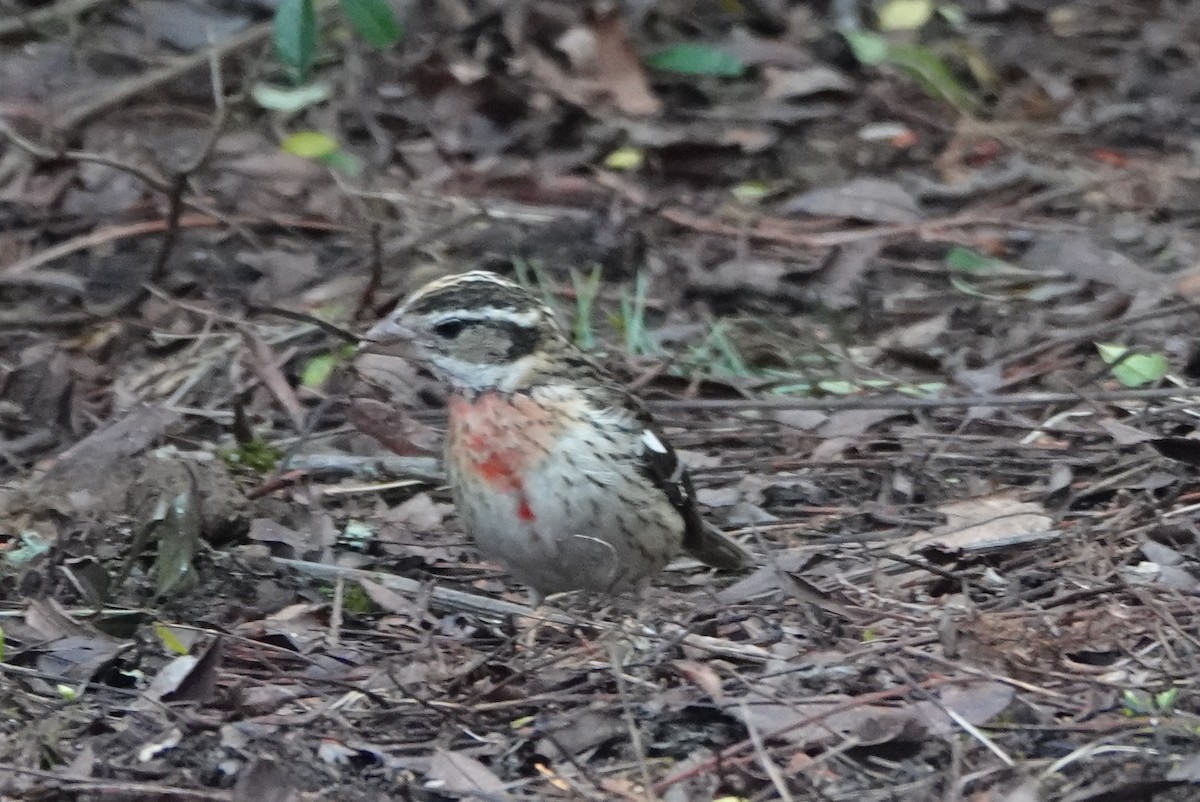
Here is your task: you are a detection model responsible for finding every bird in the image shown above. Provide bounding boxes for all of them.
[359,270,750,598]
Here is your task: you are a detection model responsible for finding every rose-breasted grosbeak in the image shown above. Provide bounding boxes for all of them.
[361,270,750,597]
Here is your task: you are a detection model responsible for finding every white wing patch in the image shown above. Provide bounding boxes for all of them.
[640,429,668,454]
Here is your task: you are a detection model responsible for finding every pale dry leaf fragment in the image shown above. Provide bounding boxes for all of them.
[25,597,94,640]
[1097,419,1156,445]
[907,493,1053,553]
[141,655,199,702]
[536,11,661,117]
[427,749,507,796]
[773,409,829,432]
[764,65,854,100]
[247,518,311,555]
[707,258,790,294]
[998,781,1043,802]
[725,694,925,749]
[36,634,127,684]
[536,709,626,760]
[814,240,882,309]
[41,404,178,487]
[674,659,727,701]
[918,681,1015,736]
[358,578,420,616]
[232,758,298,802]
[696,486,741,507]
[780,177,922,223]
[586,11,662,116]
[1020,233,1162,291]
[384,492,447,531]
[161,636,222,705]
[1167,753,1200,781]
[242,330,305,430]
[817,408,905,438]
[137,727,182,762]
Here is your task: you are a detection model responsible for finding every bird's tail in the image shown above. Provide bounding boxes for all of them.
[684,522,753,571]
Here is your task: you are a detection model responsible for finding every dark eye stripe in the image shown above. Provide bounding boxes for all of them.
[503,321,541,360]
[432,319,469,339]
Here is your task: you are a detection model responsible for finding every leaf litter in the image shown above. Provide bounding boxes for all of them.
[2,1,1200,801]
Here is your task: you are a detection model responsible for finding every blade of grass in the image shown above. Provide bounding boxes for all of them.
[569,266,602,350]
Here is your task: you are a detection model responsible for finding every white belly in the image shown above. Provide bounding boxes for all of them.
[448,420,685,595]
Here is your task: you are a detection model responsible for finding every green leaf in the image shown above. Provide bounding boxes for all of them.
[301,353,337,388]
[153,488,201,597]
[949,275,1006,300]
[341,583,374,613]
[645,43,745,77]
[878,0,934,30]
[938,4,967,25]
[1155,688,1179,712]
[887,44,977,109]
[153,622,190,656]
[281,130,339,158]
[251,81,331,112]
[4,531,50,565]
[317,148,362,177]
[340,0,403,48]
[843,30,890,66]
[603,146,644,170]
[946,246,994,273]
[816,380,858,395]
[731,181,770,204]
[1096,343,1169,387]
[274,0,317,83]
[280,132,360,176]
[342,520,375,550]
[1122,689,1151,715]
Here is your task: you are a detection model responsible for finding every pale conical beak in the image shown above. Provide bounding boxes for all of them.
[357,317,417,357]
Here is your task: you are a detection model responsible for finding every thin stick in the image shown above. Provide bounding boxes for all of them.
[741,700,796,802]
[655,385,1200,412]
[329,575,344,647]
[268,556,572,624]
[0,0,116,36]
[607,641,657,802]
[52,19,273,131]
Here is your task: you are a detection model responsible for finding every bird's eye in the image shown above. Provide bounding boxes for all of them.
[432,319,467,339]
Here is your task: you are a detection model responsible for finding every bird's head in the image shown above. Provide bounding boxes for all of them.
[360,271,571,392]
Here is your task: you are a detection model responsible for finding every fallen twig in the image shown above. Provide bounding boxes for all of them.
[655,385,1200,412]
[51,19,276,132]
[269,556,567,622]
[0,0,116,36]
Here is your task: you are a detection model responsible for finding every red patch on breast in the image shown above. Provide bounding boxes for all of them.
[517,498,536,521]
[449,392,563,523]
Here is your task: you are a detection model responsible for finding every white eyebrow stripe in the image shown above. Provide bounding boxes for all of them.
[430,308,541,327]
[421,270,519,293]
[640,429,668,454]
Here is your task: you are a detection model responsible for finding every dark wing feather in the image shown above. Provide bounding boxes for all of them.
[626,397,751,570]
[559,353,751,571]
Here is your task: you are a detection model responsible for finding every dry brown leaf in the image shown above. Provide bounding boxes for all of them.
[427,748,507,796]
[586,11,661,116]
[906,493,1054,553]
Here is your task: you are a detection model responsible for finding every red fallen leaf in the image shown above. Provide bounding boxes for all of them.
[890,128,919,149]
[349,398,440,456]
[1091,147,1129,167]
[966,137,1004,166]
[674,659,725,701]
